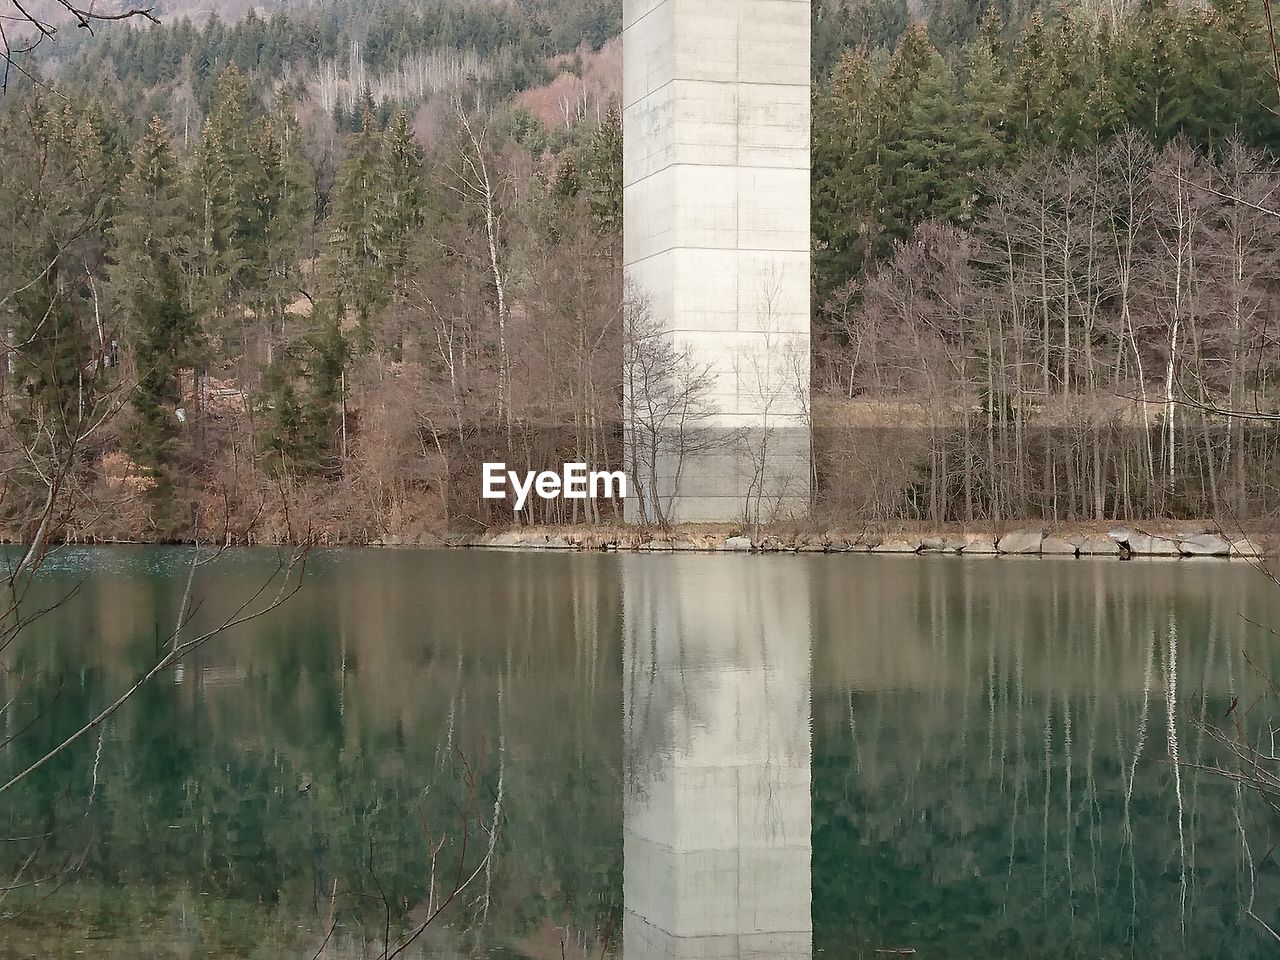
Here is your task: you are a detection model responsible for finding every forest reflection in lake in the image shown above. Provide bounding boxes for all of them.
[1,548,1278,958]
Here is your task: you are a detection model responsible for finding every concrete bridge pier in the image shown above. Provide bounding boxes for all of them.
[623,0,812,523]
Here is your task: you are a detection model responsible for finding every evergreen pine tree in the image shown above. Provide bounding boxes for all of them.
[260,353,306,469]
[813,49,881,297]
[1114,0,1191,143]
[110,118,198,496]
[259,305,346,475]
[378,110,426,293]
[244,99,313,328]
[300,307,347,470]
[128,259,195,489]
[881,51,969,238]
[111,117,190,314]
[323,111,388,343]
[581,106,622,232]
[1,97,104,435]
[1009,13,1062,145]
[188,65,256,346]
[959,41,1010,178]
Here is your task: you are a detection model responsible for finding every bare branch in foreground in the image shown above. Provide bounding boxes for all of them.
[1,1,158,93]
[0,537,311,796]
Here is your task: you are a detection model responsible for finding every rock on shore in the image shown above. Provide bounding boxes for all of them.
[997,530,1044,554]
[1179,534,1231,557]
[454,525,1272,559]
[1075,535,1120,556]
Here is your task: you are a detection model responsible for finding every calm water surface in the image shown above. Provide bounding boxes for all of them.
[2,548,1278,958]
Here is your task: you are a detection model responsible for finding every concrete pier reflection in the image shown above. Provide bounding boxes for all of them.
[622,555,812,959]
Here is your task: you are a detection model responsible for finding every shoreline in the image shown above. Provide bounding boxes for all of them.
[446,524,1272,560]
[5,523,1272,560]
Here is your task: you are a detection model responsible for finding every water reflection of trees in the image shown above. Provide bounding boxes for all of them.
[7,550,1279,958]
[0,549,624,958]
[810,556,1280,958]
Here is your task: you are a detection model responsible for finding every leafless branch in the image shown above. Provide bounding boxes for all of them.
[1,1,158,93]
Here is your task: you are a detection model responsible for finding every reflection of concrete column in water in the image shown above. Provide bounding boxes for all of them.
[622,555,812,959]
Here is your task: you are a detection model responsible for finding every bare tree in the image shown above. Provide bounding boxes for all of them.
[442,102,512,447]
[814,131,1280,526]
[622,290,720,528]
[735,269,808,534]
[314,44,492,115]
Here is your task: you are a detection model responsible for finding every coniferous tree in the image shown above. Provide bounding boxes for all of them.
[259,353,306,470]
[301,307,347,470]
[323,111,387,342]
[259,305,346,475]
[581,106,622,233]
[959,39,1010,178]
[882,21,936,108]
[1008,14,1061,146]
[377,110,426,295]
[554,152,581,202]
[1048,14,1102,147]
[881,51,969,238]
[9,260,88,433]
[111,118,190,313]
[813,49,880,299]
[127,260,195,492]
[0,97,107,435]
[189,65,256,348]
[813,0,909,78]
[1115,0,1191,143]
[245,97,314,347]
[110,118,198,491]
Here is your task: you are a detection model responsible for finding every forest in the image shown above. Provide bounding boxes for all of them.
[3,0,1280,544]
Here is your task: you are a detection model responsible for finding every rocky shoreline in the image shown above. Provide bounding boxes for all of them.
[449,526,1270,559]
[9,524,1269,559]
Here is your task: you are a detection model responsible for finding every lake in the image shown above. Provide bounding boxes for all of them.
[2,548,1278,958]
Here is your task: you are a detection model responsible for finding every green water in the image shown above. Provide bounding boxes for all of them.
[1,548,1278,958]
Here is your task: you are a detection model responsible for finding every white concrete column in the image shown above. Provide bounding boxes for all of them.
[623,0,812,523]
[622,555,813,959]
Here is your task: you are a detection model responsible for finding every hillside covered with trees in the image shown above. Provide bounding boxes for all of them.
[2,0,1280,544]
[811,1,1280,524]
